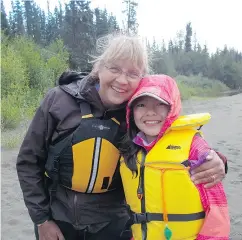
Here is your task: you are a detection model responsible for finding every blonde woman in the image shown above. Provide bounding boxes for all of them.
[16,34,227,240]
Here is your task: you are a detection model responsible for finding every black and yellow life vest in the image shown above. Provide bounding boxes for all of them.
[120,113,211,240]
[45,101,124,193]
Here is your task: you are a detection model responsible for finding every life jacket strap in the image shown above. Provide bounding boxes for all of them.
[132,211,205,224]
[80,101,94,118]
[49,156,61,203]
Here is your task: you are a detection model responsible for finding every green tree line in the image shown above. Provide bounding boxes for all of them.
[2,0,242,89]
[148,23,242,89]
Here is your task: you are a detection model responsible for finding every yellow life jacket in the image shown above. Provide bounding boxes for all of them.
[120,113,211,240]
[45,101,123,193]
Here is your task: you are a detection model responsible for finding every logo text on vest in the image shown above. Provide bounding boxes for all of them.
[166,145,181,150]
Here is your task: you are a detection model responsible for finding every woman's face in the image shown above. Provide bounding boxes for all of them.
[98,59,143,108]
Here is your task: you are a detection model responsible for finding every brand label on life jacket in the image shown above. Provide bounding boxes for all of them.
[166,144,181,150]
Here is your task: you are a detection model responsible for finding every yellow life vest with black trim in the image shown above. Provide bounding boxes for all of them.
[120,113,211,240]
[45,101,124,193]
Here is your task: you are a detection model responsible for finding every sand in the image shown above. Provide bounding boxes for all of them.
[1,93,242,239]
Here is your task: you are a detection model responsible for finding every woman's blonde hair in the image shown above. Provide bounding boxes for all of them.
[90,33,149,78]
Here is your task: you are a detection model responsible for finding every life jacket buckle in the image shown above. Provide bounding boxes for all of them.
[133,213,149,224]
[137,187,143,199]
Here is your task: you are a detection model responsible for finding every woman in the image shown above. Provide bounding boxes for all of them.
[16,34,227,240]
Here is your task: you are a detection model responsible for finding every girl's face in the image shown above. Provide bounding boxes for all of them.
[98,59,143,108]
[133,96,170,143]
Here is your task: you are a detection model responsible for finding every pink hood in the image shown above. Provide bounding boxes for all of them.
[126,75,182,150]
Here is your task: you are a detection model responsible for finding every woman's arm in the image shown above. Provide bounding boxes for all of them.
[16,89,56,225]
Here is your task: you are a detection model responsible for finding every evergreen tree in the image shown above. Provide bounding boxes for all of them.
[31,3,42,44]
[122,0,138,33]
[10,0,25,36]
[1,1,10,35]
[95,8,109,37]
[185,22,192,52]
[108,14,120,33]
[168,40,174,54]
[40,10,46,45]
[24,1,33,37]
[63,1,95,70]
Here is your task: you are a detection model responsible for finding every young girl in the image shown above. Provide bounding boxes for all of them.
[120,75,230,240]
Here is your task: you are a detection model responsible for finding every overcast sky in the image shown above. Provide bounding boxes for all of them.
[4,0,242,52]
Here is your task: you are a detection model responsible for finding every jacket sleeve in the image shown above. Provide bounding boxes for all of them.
[16,89,56,224]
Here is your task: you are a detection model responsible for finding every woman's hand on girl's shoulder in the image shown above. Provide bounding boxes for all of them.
[191,150,225,188]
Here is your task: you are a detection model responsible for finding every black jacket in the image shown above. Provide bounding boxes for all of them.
[16,72,129,231]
